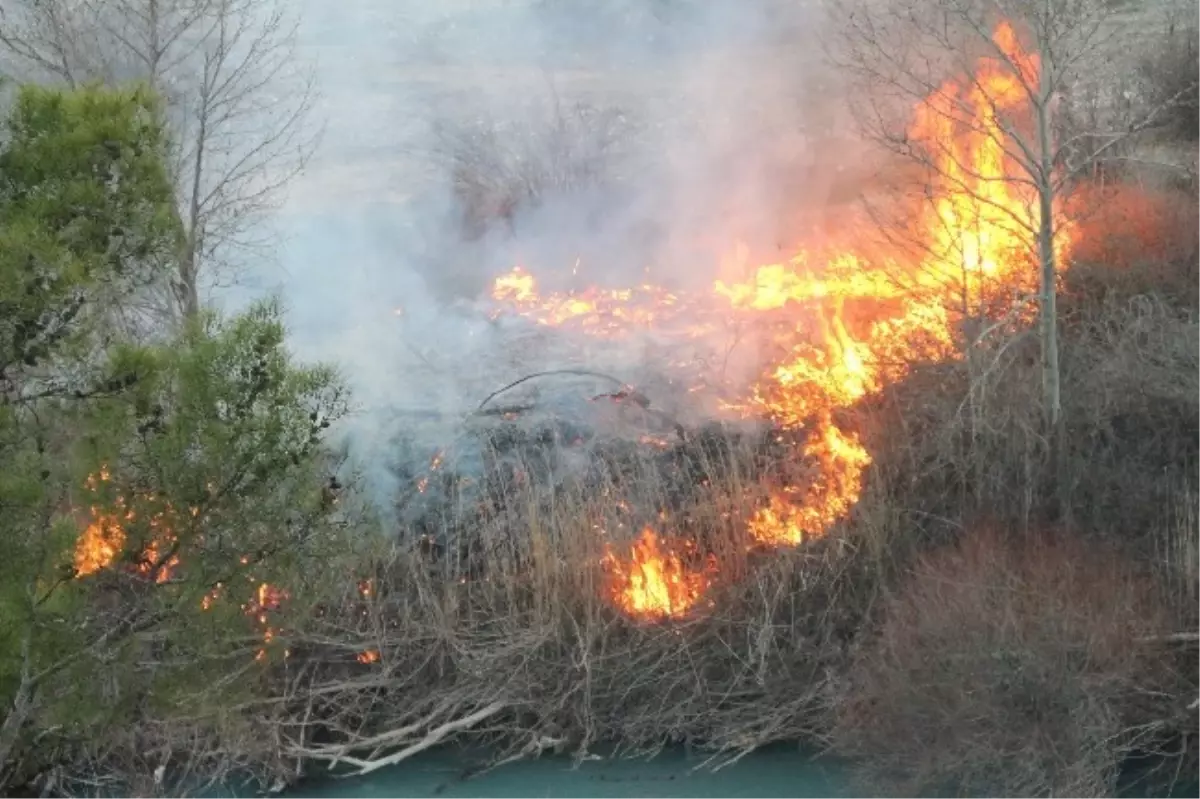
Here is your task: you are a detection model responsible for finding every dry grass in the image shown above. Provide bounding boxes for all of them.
[828,527,1183,798]
[273,425,875,778]
[1157,485,1199,630]
[121,175,1194,796]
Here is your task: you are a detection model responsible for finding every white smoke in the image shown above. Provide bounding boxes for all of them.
[241,0,860,516]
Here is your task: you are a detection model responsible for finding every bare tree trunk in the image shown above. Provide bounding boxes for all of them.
[1035,180,1060,429]
[179,88,208,320]
[1033,4,1066,517]
[1036,166,1065,512]
[0,636,36,780]
[1034,7,1062,432]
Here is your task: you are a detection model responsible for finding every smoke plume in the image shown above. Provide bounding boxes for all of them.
[252,0,861,515]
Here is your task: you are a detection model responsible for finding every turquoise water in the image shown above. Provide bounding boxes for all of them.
[282,745,852,799]
[192,743,1200,796]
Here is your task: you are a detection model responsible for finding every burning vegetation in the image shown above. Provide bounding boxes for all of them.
[459,22,1073,621]
[13,11,1196,799]
[71,468,304,664]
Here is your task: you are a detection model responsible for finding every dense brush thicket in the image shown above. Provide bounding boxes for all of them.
[245,175,1198,799]
[1,19,1197,799]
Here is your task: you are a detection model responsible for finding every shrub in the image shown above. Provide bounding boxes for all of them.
[1136,19,1199,144]
[430,99,634,240]
[847,184,1198,542]
[1065,183,1199,307]
[829,528,1184,797]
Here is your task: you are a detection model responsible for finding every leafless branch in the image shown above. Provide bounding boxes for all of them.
[0,0,319,325]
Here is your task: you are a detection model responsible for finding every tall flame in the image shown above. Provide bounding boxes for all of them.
[487,22,1074,619]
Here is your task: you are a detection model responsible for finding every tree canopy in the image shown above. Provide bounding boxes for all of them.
[0,82,352,793]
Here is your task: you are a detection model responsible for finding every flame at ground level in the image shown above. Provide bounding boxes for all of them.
[602,528,716,619]
[486,21,1077,619]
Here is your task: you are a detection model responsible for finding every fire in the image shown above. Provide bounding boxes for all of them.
[486,22,1074,619]
[73,468,180,583]
[74,510,128,579]
[244,582,290,662]
[489,268,713,338]
[492,265,536,303]
[602,528,714,619]
[72,469,291,661]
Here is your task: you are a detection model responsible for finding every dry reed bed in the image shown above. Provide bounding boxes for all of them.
[266,261,1199,793]
[280,425,864,771]
[46,189,1199,797]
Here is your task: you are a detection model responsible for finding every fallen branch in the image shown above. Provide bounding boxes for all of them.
[1135,632,1200,645]
[476,370,627,412]
[291,698,458,764]
[298,701,509,778]
[350,701,507,776]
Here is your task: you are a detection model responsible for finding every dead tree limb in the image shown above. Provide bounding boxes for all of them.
[293,701,508,777]
[476,370,628,412]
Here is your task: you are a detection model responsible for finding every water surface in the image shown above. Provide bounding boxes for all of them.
[285,745,852,798]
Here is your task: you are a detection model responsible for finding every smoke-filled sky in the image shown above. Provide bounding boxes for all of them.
[230,0,862,505]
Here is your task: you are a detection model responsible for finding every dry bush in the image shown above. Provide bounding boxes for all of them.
[255,426,884,780]
[829,528,1183,798]
[1148,488,1200,787]
[429,99,635,240]
[859,275,1198,539]
[1136,20,1199,145]
[1065,183,1199,307]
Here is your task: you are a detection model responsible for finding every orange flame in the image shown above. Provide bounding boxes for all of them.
[73,468,180,583]
[602,528,713,619]
[72,469,290,662]
[484,22,1073,619]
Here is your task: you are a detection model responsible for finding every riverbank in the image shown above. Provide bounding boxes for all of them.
[282,745,851,799]
[204,743,1200,799]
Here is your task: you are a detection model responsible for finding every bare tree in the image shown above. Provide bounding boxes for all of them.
[825,0,1198,435]
[0,0,319,322]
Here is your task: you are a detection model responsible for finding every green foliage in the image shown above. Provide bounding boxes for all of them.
[0,84,182,729]
[75,297,350,609]
[0,82,357,791]
[24,298,352,740]
[0,82,180,378]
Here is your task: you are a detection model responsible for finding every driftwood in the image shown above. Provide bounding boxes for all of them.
[292,701,508,777]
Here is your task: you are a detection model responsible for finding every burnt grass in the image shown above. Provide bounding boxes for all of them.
[268,279,1195,798]
[64,183,1195,798]
[391,394,813,581]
